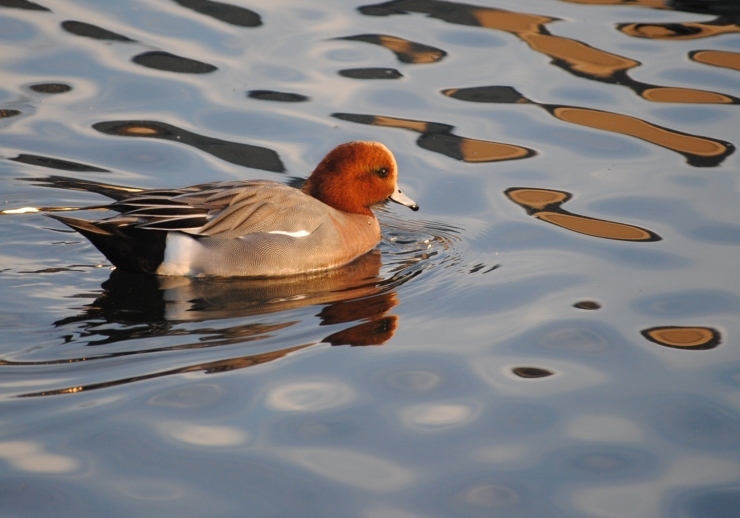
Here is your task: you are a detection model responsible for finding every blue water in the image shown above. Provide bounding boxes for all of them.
[1,0,739,516]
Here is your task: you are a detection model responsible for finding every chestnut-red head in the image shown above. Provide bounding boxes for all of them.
[302,141,418,215]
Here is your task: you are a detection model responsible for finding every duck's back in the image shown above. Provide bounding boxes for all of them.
[52,180,382,277]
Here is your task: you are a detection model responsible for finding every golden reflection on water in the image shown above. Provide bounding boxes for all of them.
[690,50,740,71]
[618,21,740,40]
[122,125,160,136]
[360,0,739,104]
[552,107,729,158]
[468,8,554,33]
[442,86,734,166]
[640,88,735,104]
[537,212,654,241]
[523,33,638,79]
[506,187,661,241]
[641,326,721,350]
[333,113,534,162]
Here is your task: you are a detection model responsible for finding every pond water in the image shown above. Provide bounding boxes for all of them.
[1,0,739,516]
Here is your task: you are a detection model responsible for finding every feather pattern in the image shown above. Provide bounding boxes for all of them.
[47,141,418,277]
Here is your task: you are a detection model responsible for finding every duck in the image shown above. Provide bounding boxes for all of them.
[49,141,419,277]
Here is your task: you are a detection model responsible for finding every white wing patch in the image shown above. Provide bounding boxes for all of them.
[267,230,310,238]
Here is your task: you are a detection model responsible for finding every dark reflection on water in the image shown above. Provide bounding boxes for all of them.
[93,120,285,172]
[336,33,446,63]
[132,51,218,74]
[573,300,601,310]
[0,109,21,119]
[28,83,71,94]
[506,187,662,241]
[338,67,403,79]
[443,86,734,167]
[670,0,740,15]
[334,113,535,162]
[511,366,554,378]
[171,0,262,28]
[61,20,136,42]
[0,0,48,11]
[11,154,109,173]
[360,0,740,104]
[247,90,309,102]
[60,18,220,74]
[563,0,740,15]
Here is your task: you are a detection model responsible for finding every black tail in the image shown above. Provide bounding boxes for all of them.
[49,214,166,274]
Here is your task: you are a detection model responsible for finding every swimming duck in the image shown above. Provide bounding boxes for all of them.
[49,141,419,277]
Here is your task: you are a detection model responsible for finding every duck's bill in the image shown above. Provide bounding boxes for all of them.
[390,188,419,211]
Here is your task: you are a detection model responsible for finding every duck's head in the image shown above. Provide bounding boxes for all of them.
[302,141,419,216]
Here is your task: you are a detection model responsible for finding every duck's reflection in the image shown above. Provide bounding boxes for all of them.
[56,250,396,338]
[10,251,407,397]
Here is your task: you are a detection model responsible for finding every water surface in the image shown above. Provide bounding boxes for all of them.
[1,0,739,516]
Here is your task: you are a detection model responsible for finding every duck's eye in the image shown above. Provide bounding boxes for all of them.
[375,167,389,178]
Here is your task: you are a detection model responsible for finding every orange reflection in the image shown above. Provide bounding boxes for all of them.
[522,33,638,79]
[468,9,554,33]
[640,87,735,104]
[641,326,721,350]
[537,212,655,240]
[690,50,740,71]
[506,187,661,241]
[360,0,739,104]
[333,113,535,163]
[324,315,399,346]
[122,125,159,135]
[552,107,730,160]
[618,21,740,40]
[443,86,733,167]
[337,34,446,63]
